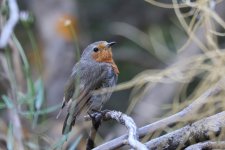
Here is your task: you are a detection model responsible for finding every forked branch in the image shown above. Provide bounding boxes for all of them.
[85,110,148,150]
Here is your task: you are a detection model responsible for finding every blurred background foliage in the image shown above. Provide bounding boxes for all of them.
[1,0,225,149]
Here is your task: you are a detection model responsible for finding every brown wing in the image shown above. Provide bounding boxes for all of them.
[56,64,79,119]
[62,62,109,134]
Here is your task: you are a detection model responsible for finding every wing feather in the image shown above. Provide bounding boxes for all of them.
[62,62,110,134]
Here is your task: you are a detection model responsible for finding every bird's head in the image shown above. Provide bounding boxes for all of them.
[81,41,116,63]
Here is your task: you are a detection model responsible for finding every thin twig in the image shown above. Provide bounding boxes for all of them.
[0,0,19,48]
[8,39,25,91]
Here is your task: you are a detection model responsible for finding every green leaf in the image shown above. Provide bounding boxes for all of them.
[34,78,44,110]
[0,103,6,109]
[2,95,14,109]
[32,78,45,127]
[20,104,61,116]
[7,123,14,150]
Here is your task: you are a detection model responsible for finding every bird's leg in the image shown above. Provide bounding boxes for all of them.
[88,111,103,129]
[86,112,103,150]
[86,109,112,150]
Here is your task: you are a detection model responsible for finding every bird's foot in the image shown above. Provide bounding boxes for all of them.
[92,109,110,116]
[88,112,103,129]
[88,109,111,129]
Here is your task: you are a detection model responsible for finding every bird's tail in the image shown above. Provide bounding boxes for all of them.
[62,113,76,134]
[62,92,90,134]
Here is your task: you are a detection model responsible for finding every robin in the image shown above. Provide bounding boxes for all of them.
[58,41,119,134]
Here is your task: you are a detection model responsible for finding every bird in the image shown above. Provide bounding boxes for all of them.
[58,41,119,134]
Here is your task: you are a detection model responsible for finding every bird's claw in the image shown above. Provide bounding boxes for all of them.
[88,110,111,129]
[88,112,103,129]
[92,109,110,116]
[88,112,102,122]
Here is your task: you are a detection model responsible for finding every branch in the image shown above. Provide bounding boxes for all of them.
[0,0,19,48]
[93,79,223,149]
[145,111,225,149]
[85,110,148,150]
[104,111,148,150]
[185,141,225,150]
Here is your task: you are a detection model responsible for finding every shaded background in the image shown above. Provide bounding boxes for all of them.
[1,0,225,149]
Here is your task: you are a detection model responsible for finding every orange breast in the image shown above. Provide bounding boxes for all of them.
[92,49,119,75]
[111,61,119,75]
[92,48,113,63]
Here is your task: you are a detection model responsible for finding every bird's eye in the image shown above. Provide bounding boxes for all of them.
[93,47,99,52]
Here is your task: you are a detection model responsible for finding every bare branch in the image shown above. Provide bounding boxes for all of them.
[93,79,223,149]
[0,0,19,48]
[85,110,147,150]
[145,111,225,149]
[185,141,225,150]
[105,111,148,150]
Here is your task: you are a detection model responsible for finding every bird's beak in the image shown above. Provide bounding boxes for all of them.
[107,42,116,48]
